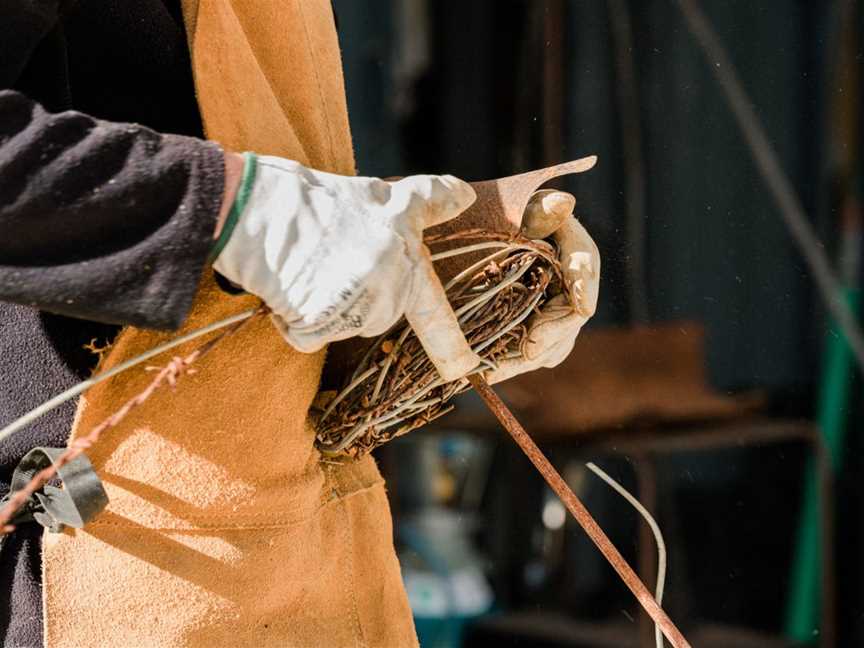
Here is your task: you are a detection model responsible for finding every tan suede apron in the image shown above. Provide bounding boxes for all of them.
[42,2,417,646]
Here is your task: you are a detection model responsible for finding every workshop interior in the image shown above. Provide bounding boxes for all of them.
[336,0,864,646]
[0,0,861,646]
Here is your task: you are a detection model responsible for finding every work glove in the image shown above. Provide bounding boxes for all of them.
[212,154,477,353]
[213,154,599,384]
[484,191,601,385]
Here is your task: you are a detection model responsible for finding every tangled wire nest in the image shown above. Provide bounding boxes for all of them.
[314,228,572,458]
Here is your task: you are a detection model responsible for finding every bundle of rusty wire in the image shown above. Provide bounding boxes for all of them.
[314,228,571,457]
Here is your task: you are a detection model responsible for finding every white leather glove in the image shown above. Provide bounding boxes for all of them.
[212,154,477,352]
[485,199,600,385]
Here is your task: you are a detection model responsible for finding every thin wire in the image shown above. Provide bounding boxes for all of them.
[675,0,864,375]
[0,309,259,445]
[587,462,667,648]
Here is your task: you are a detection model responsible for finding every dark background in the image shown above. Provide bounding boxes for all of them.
[333,1,863,646]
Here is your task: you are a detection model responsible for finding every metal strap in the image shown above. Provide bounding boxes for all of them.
[0,448,108,551]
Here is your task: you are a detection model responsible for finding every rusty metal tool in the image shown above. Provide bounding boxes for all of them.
[467,373,691,648]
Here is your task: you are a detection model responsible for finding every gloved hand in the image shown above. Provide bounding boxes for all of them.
[212,154,477,353]
[213,154,599,384]
[485,191,600,385]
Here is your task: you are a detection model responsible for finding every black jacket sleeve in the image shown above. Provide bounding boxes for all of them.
[0,89,226,329]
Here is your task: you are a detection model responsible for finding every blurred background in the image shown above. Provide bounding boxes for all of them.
[332,1,862,646]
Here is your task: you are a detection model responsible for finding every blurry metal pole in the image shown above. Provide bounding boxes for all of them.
[542,0,565,168]
[674,0,864,377]
[607,0,650,324]
[632,456,661,648]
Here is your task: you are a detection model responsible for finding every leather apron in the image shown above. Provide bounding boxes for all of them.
[42,2,417,645]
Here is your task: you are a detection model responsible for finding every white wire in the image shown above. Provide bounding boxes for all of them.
[429,241,510,261]
[0,309,259,445]
[586,462,667,648]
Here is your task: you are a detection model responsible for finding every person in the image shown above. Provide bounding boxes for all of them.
[0,1,600,646]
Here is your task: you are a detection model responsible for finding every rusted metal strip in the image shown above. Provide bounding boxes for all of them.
[467,373,691,648]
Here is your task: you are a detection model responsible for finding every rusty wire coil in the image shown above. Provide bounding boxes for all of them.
[314,228,572,458]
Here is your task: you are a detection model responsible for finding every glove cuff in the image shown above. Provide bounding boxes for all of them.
[208,152,259,263]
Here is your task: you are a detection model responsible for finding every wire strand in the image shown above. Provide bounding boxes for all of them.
[0,309,259,445]
[587,462,667,648]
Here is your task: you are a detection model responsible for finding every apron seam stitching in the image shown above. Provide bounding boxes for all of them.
[341,497,368,648]
[296,0,338,169]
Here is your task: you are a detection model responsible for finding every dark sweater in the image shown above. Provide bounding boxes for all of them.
[0,2,225,645]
